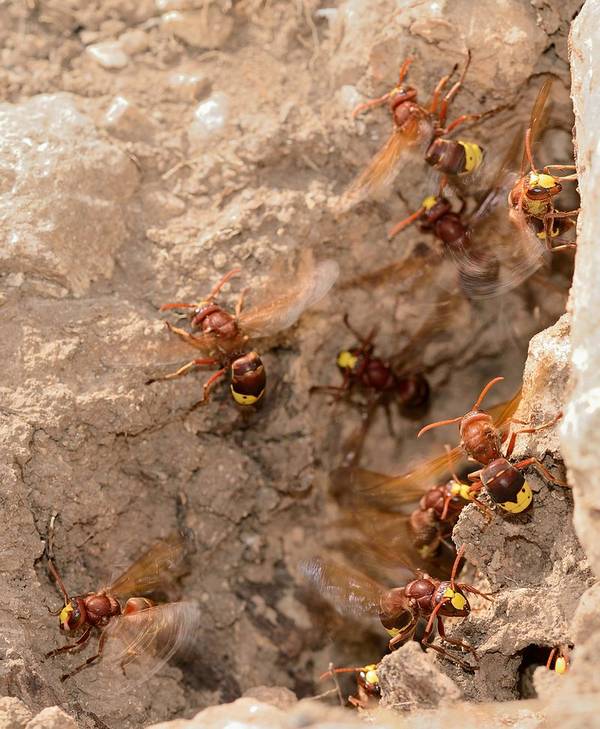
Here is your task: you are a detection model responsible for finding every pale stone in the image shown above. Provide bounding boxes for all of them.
[118,28,151,55]
[160,9,233,49]
[331,0,547,92]
[167,71,211,101]
[188,92,230,145]
[0,697,33,729]
[562,0,600,577]
[156,0,199,11]
[378,642,462,710]
[86,41,130,70]
[242,686,298,710]
[0,94,139,295]
[103,96,158,141]
[146,698,287,728]
[25,706,78,729]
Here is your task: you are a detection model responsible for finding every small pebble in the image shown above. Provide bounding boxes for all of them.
[160,9,233,49]
[167,71,211,101]
[155,0,197,10]
[118,29,150,55]
[103,97,157,140]
[86,41,129,70]
[188,92,230,144]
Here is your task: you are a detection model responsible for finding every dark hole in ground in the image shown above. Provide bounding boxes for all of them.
[518,644,553,698]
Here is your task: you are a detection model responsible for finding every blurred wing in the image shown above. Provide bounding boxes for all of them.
[456,127,548,300]
[344,447,463,502]
[332,510,451,580]
[339,119,423,211]
[300,558,384,618]
[239,255,339,338]
[106,534,190,599]
[339,246,441,293]
[490,387,522,432]
[446,210,548,300]
[336,388,521,511]
[330,467,427,512]
[82,602,201,695]
[388,293,460,372]
[522,78,553,173]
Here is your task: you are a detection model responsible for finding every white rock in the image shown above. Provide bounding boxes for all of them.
[241,686,298,710]
[562,0,600,577]
[0,94,139,295]
[25,706,78,729]
[188,92,230,145]
[167,71,211,101]
[160,9,233,49]
[339,84,363,111]
[156,0,198,10]
[118,28,150,55]
[103,96,158,141]
[0,697,33,728]
[146,698,287,729]
[86,40,130,70]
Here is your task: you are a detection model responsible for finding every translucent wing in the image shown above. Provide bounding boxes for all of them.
[332,509,452,580]
[105,534,190,599]
[387,293,461,372]
[444,129,545,300]
[445,203,548,300]
[339,116,426,211]
[491,386,522,425]
[342,449,462,503]
[339,247,440,293]
[344,389,522,499]
[330,467,426,512]
[239,254,339,338]
[80,601,201,696]
[453,81,554,299]
[521,78,553,174]
[301,557,385,618]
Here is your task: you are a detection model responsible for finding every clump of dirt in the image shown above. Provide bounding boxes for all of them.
[0,0,593,728]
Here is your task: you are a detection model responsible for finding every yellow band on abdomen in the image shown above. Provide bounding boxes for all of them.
[458,141,484,174]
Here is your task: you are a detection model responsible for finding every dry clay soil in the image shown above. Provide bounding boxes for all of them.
[0,0,591,727]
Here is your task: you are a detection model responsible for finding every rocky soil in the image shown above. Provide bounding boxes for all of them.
[0,0,597,727]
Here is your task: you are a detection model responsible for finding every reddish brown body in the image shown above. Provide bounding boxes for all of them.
[414,196,471,251]
[45,532,196,684]
[509,180,558,221]
[378,71,480,178]
[152,258,338,408]
[479,458,526,504]
[320,664,381,710]
[389,94,436,145]
[377,575,469,634]
[347,348,396,392]
[425,138,473,177]
[356,669,381,700]
[72,593,122,630]
[312,314,430,414]
[409,480,467,555]
[152,272,265,407]
[459,410,502,465]
[418,377,565,511]
[190,303,240,352]
[342,347,429,408]
[343,52,496,211]
[506,79,578,251]
[306,546,485,670]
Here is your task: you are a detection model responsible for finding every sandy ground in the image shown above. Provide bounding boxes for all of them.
[0,0,589,727]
